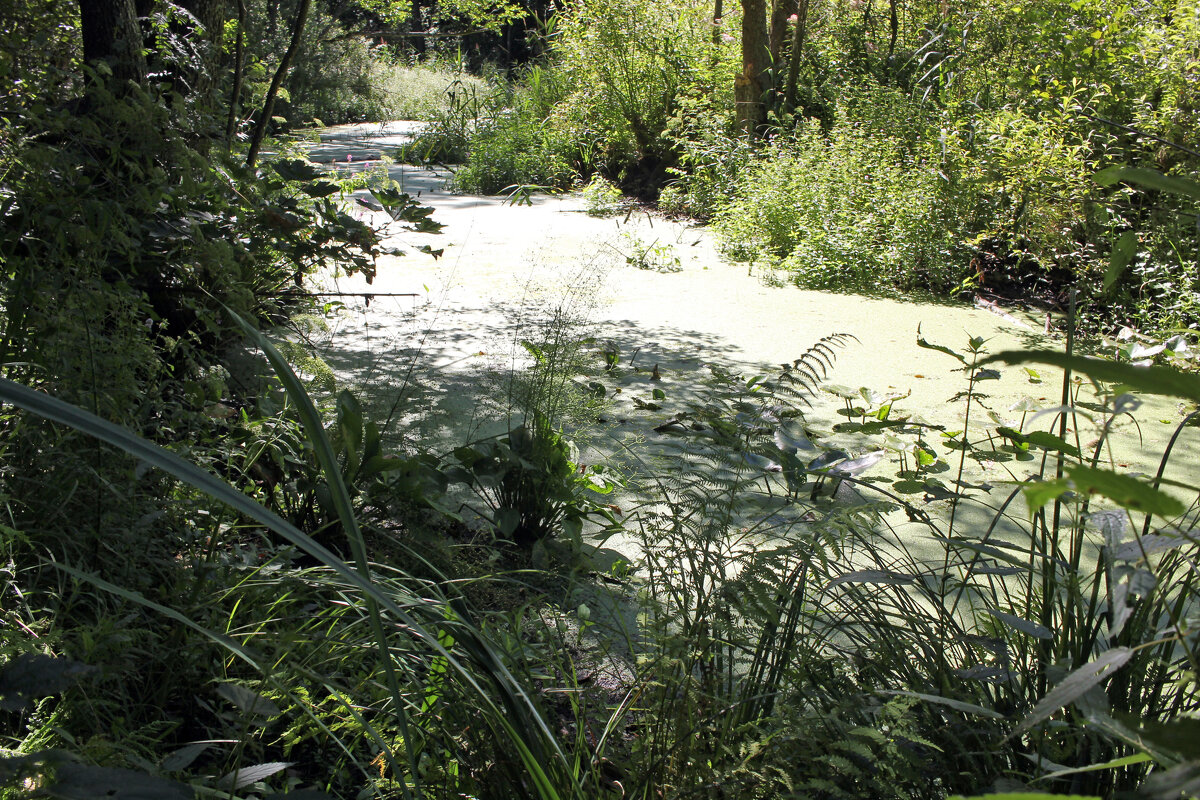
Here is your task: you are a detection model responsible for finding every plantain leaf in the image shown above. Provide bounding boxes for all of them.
[216,681,281,720]
[0,654,96,711]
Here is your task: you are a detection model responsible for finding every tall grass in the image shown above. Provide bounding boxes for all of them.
[578,324,1199,797]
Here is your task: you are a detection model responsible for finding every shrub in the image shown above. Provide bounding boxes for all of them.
[714,99,969,293]
[448,65,577,193]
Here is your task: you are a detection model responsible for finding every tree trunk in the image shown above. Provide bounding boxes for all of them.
[246,0,310,167]
[179,0,227,90]
[886,0,899,64]
[782,0,810,113]
[78,0,147,84]
[226,0,247,145]
[768,0,798,70]
[736,0,769,136]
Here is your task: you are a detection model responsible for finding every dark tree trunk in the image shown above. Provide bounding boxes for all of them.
[736,0,769,136]
[887,0,899,62]
[78,0,147,83]
[410,0,426,57]
[226,0,247,144]
[246,0,311,167]
[180,0,226,70]
[782,0,810,113]
[768,0,798,71]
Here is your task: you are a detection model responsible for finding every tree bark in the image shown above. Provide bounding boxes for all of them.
[736,0,769,136]
[246,0,310,167]
[180,0,227,77]
[78,0,147,84]
[886,0,899,64]
[226,0,247,145]
[768,0,798,70]
[782,0,809,113]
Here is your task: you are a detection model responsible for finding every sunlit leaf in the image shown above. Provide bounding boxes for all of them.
[218,761,293,791]
[917,325,966,364]
[1065,465,1185,517]
[980,350,1200,404]
[1093,166,1200,200]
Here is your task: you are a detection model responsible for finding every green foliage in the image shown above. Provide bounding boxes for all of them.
[0,334,586,798]
[618,233,683,273]
[714,92,968,293]
[550,0,712,183]
[581,175,625,217]
[448,416,612,548]
[454,113,576,194]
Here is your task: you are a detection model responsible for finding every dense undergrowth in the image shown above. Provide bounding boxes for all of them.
[406,0,1200,337]
[3,0,1200,797]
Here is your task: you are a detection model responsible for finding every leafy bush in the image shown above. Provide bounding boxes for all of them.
[714,98,969,293]
[453,108,577,193]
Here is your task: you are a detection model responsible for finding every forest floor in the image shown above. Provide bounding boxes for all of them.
[300,122,1198,563]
